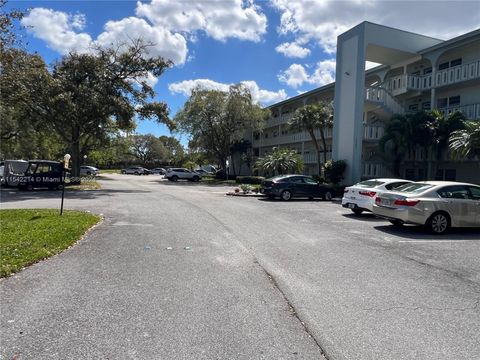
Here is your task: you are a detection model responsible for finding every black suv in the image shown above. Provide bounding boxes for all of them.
[18,160,64,190]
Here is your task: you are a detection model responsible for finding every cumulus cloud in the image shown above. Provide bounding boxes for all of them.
[168,79,287,105]
[21,8,93,54]
[275,42,311,58]
[136,0,268,42]
[278,59,336,88]
[270,0,480,54]
[96,17,188,65]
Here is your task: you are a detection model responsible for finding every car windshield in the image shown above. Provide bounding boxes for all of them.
[355,180,385,188]
[394,183,434,193]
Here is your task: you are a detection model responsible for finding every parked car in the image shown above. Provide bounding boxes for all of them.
[342,178,412,215]
[165,168,201,182]
[373,181,480,234]
[80,166,99,176]
[150,168,166,175]
[260,175,335,201]
[1,160,29,187]
[18,160,64,191]
[121,166,149,175]
[193,169,209,175]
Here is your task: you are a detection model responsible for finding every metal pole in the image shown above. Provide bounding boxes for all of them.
[60,168,66,215]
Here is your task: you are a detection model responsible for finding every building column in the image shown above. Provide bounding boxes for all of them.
[332,31,366,184]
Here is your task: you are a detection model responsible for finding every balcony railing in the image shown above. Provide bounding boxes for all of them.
[302,152,332,164]
[253,128,333,147]
[365,86,404,115]
[383,60,480,94]
[438,103,480,120]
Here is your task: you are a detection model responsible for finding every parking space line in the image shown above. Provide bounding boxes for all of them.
[398,240,474,243]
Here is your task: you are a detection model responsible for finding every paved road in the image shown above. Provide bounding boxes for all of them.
[1,174,479,360]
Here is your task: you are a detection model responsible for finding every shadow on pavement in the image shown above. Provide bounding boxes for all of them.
[341,212,386,222]
[0,188,151,203]
[257,197,333,202]
[374,224,480,240]
[152,179,235,188]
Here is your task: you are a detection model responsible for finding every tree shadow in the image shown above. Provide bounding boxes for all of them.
[374,224,480,240]
[0,187,151,203]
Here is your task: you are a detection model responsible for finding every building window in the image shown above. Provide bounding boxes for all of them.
[408,104,419,111]
[438,62,449,70]
[437,98,448,108]
[423,67,432,74]
[422,101,431,110]
[450,58,462,67]
[449,96,460,106]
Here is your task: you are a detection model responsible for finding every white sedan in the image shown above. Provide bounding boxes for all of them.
[373,181,480,234]
[80,166,99,176]
[342,178,412,215]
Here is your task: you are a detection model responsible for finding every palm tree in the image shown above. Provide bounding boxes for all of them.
[449,121,480,158]
[288,102,333,176]
[254,147,304,175]
[378,114,412,177]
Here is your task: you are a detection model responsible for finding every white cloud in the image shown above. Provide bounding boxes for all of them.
[21,8,93,54]
[168,79,287,105]
[278,59,336,88]
[270,0,480,54]
[136,0,268,42]
[96,17,188,65]
[277,63,310,88]
[275,42,311,58]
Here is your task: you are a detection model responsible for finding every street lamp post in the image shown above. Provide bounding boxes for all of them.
[60,154,71,216]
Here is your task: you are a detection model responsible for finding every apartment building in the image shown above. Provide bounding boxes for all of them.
[248,22,480,184]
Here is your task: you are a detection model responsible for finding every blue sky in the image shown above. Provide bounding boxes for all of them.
[7,0,480,144]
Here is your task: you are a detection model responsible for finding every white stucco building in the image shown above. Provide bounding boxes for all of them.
[248,22,480,184]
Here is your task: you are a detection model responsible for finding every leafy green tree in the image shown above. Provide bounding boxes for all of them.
[289,102,333,176]
[254,147,304,175]
[0,0,24,49]
[174,85,268,171]
[324,160,346,184]
[182,160,197,171]
[130,134,167,167]
[449,121,480,159]
[159,135,185,166]
[32,40,174,181]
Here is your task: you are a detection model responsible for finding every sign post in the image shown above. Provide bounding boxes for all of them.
[60,154,71,216]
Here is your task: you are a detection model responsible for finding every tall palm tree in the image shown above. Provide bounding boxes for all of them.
[449,121,480,158]
[254,147,304,175]
[288,102,333,176]
[378,114,412,177]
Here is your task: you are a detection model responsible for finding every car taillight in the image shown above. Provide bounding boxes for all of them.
[394,199,420,206]
[375,197,382,204]
[359,191,376,197]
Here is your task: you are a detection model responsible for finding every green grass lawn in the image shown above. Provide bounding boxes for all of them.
[0,209,101,277]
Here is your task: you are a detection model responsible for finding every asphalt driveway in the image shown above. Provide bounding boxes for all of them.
[1,174,479,360]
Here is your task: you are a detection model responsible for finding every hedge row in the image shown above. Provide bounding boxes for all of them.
[235,176,265,185]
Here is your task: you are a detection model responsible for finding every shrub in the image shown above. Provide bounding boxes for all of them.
[311,175,326,183]
[235,176,265,184]
[325,160,347,184]
[240,184,253,193]
[215,171,236,180]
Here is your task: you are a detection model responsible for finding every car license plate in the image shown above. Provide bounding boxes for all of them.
[382,199,392,206]
[347,203,356,209]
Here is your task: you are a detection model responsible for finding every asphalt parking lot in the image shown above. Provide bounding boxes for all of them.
[1,174,479,360]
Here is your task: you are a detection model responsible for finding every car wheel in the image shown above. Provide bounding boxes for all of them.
[427,212,450,235]
[134,171,139,175]
[352,209,363,216]
[280,190,292,201]
[172,175,178,182]
[121,170,125,174]
[323,191,333,201]
[389,219,403,227]
[192,176,199,182]
[26,184,34,191]
[86,171,91,176]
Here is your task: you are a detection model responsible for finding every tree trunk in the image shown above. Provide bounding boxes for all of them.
[70,125,82,184]
[309,130,322,177]
[320,129,328,178]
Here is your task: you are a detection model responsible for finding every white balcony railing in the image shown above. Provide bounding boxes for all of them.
[253,128,333,147]
[302,152,332,164]
[438,103,480,120]
[364,125,385,140]
[365,86,404,115]
[383,60,480,94]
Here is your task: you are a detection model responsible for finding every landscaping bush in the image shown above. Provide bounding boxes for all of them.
[311,175,326,183]
[215,170,236,180]
[235,176,265,184]
[325,160,347,184]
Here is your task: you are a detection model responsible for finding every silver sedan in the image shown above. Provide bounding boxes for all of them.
[372,181,480,234]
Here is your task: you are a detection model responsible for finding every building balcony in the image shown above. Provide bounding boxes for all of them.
[365,87,404,115]
[438,103,480,120]
[303,152,332,164]
[253,128,333,147]
[383,60,480,94]
[265,113,294,127]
